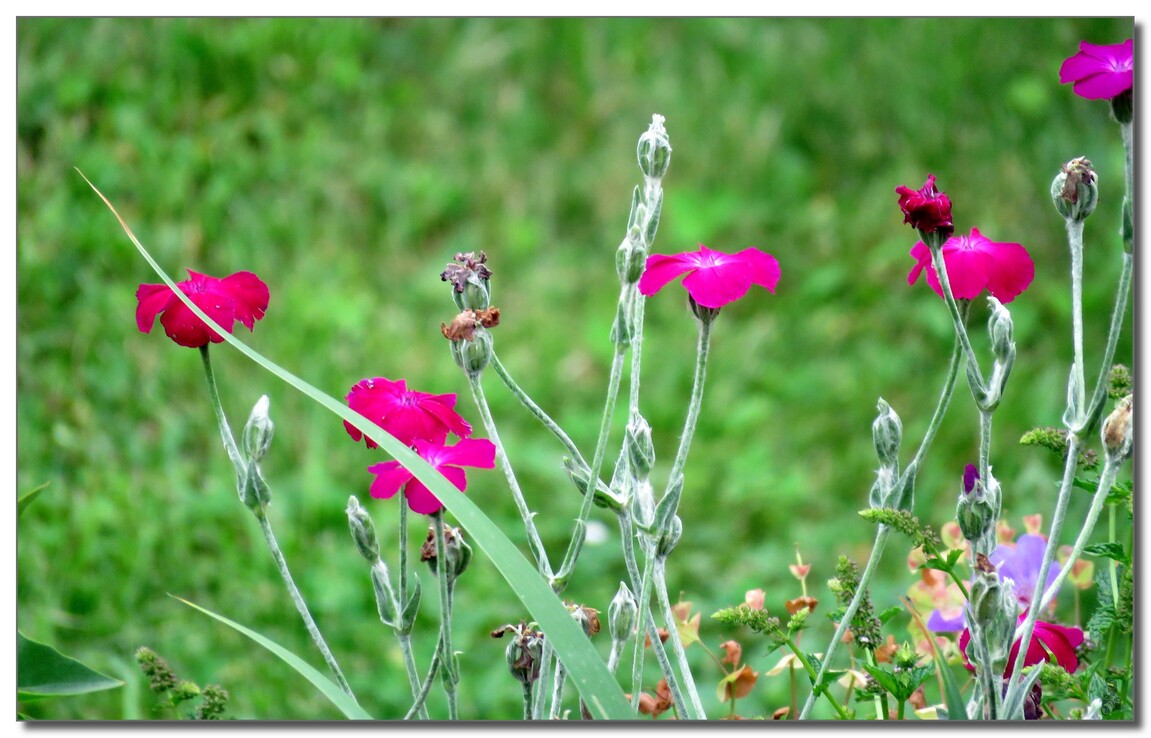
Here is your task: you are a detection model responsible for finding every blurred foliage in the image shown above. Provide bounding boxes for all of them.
[17,17,1133,720]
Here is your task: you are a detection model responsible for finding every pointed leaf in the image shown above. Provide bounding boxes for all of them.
[18,482,50,518]
[17,631,123,699]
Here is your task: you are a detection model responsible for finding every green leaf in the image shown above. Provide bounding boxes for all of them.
[84,173,635,720]
[173,597,373,720]
[861,664,900,696]
[1083,542,1128,564]
[17,631,123,699]
[18,482,50,518]
[876,606,902,625]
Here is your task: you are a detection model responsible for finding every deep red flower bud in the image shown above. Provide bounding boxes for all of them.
[895,175,954,239]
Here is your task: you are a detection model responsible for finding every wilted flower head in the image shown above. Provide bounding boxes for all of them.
[136,269,269,348]
[1059,39,1133,100]
[344,377,472,449]
[638,243,780,309]
[895,175,954,238]
[908,228,1034,304]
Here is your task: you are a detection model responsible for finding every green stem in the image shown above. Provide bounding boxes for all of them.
[394,505,428,719]
[927,246,984,392]
[662,317,711,502]
[532,639,554,719]
[548,659,568,719]
[403,633,444,720]
[798,526,891,719]
[782,636,851,719]
[1078,252,1133,435]
[1065,219,1087,426]
[653,556,705,719]
[1108,504,1120,606]
[466,374,553,578]
[865,650,888,720]
[255,510,354,698]
[906,336,963,473]
[490,352,587,466]
[431,512,458,719]
[523,682,534,721]
[199,346,242,471]
[396,632,428,720]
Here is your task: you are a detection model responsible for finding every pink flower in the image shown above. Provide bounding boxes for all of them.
[895,175,954,237]
[367,438,496,515]
[959,615,1083,678]
[136,270,270,348]
[637,243,780,309]
[344,377,472,449]
[907,228,1034,304]
[1059,39,1133,100]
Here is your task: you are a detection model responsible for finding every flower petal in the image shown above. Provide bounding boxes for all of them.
[159,289,236,348]
[681,261,752,308]
[1073,72,1134,100]
[367,460,412,500]
[733,248,781,293]
[437,438,497,469]
[403,464,468,515]
[219,271,270,331]
[907,242,932,286]
[637,251,700,297]
[135,282,175,334]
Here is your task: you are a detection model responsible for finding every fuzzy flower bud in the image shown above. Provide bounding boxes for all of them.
[345,495,380,562]
[1051,157,1099,222]
[370,560,400,628]
[449,328,493,378]
[608,582,638,643]
[562,456,623,511]
[625,411,655,479]
[968,557,1018,666]
[636,114,672,180]
[872,398,902,469]
[956,464,996,546]
[420,525,472,580]
[1101,394,1133,461]
[492,623,545,685]
[616,239,648,285]
[987,297,1015,364]
[242,394,275,463]
[656,515,682,558]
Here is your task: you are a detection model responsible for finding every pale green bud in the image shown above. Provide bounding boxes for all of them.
[625,411,655,479]
[636,114,672,179]
[608,582,638,643]
[987,297,1015,363]
[872,398,902,469]
[345,496,380,563]
[1101,394,1133,461]
[242,394,274,462]
[450,328,493,378]
[370,560,400,628]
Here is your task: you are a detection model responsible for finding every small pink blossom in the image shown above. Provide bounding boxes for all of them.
[136,269,269,348]
[959,615,1083,678]
[638,243,780,309]
[1059,39,1133,100]
[367,437,496,515]
[907,228,1034,304]
[344,377,472,449]
[744,589,766,610]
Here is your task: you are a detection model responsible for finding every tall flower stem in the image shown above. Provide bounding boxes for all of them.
[1065,219,1088,424]
[653,556,705,719]
[466,374,553,579]
[799,337,962,719]
[490,352,587,465]
[403,633,445,720]
[395,504,428,720]
[431,512,458,720]
[198,346,354,699]
[1078,252,1133,434]
[662,317,711,502]
[927,246,985,391]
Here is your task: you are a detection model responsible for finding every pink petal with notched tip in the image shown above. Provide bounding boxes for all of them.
[637,251,700,297]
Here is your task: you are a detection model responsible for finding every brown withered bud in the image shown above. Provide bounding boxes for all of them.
[975,552,996,575]
[440,251,493,292]
[474,306,501,329]
[1102,394,1133,460]
[565,602,601,637]
[441,311,481,341]
[1060,157,1095,204]
[491,622,545,685]
[785,595,818,615]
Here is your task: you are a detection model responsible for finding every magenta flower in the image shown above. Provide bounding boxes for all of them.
[637,243,781,309]
[907,228,1034,304]
[344,377,472,449]
[895,175,954,238]
[959,615,1083,678]
[136,269,270,348]
[367,438,497,515]
[1059,39,1133,100]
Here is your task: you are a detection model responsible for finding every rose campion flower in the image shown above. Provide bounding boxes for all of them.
[1059,39,1133,100]
[367,437,496,515]
[895,175,954,238]
[959,615,1083,678]
[637,243,780,309]
[907,228,1034,304]
[136,269,270,348]
[345,377,472,449]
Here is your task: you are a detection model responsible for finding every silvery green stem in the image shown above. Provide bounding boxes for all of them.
[1122,122,1132,207]
[531,640,553,719]
[548,659,568,719]
[1039,452,1123,612]
[522,682,534,720]
[907,336,963,472]
[798,525,891,719]
[395,505,428,720]
[466,374,553,579]
[255,510,355,698]
[927,244,985,392]
[970,623,1000,719]
[490,351,587,466]
[663,318,711,502]
[396,633,427,720]
[978,410,993,512]
[554,339,627,587]
[653,556,705,719]
[1065,219,1087,428]
[403,633,444,720]
[1079,252,1133,435]
[431,512,458,719]
[1001,433,1081,714]
[198,346,353,699]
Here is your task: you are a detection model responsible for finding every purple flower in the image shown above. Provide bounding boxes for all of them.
[962,464,979,495]
[1059,39,1133,100]
[990,533,1061,608]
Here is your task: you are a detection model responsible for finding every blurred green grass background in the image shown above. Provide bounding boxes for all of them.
[17,17,1133,720]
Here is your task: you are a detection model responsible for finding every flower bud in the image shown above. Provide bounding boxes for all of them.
[968,561,1017,666]
[616,240,647,285]
[420,524,472,580]
[1051,157,1098,222]
[872,398,902,469]
[450,328,493,378]
[441,251,493,310]
[868,466,896,509]
[240,459,271,510]
[608,582,638,643]
[986,297,1015,363]
[1101,394,1133,461]
[656,515,682,558]
[1110,88,1133,125]
[400,574,421,632]
[562,456,623,511]
[566,602,601,637]
[956,464,996,545]
[370,560,400,628]
[625,411,655,479]
[493,623,545,685]
[346,495,380,562]
[242,395,275,462]
[636,114,672,180]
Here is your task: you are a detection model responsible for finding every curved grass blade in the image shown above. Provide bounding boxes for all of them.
[18,482,50,518]
[18,631,123,700]
[173,596,372,720]
[83,172,633,720]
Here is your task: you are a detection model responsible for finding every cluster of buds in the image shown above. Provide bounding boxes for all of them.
[345,496,421,633]
[238,395,275,510]
[440,252,499,377]
[966,553,1018,670]
[491,622,545,685]
[956,464,1000,553]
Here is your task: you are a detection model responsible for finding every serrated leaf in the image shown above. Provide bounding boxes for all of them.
[173,597,372,720]
[18,482,50,518]
[1083,542,1128,564]
[17,631,123,699]
[861,664,900,695]
[84,172,634,720]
